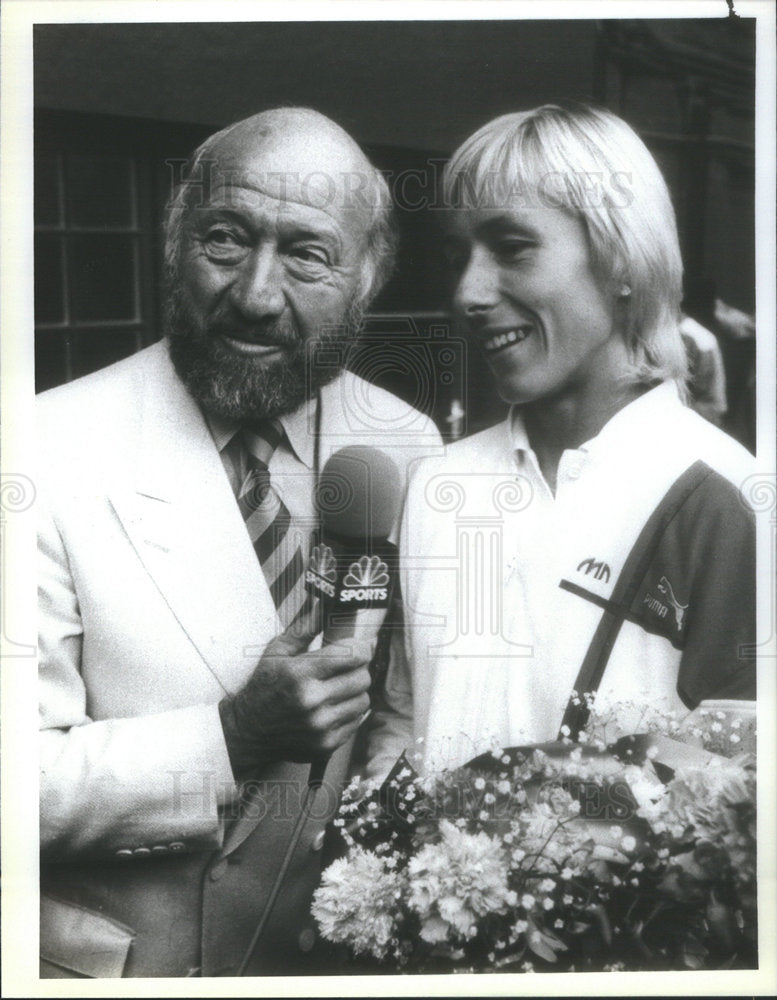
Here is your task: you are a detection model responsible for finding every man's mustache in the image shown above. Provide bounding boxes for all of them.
[206,315,301,347]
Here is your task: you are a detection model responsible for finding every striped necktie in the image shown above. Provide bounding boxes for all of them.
[237,423,315,631]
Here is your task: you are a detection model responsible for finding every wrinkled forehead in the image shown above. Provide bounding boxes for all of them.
[191,127,378,231]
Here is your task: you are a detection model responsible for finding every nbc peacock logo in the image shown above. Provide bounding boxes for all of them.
[305,544,338,598]
[343,555,390,588]
[339,555,390,603]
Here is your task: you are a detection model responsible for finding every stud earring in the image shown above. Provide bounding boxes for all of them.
[619,283,632,298]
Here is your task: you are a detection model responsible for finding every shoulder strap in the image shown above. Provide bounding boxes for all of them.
[559,460,712,739]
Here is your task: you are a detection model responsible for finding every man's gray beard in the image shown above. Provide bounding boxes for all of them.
[165,289,365,424]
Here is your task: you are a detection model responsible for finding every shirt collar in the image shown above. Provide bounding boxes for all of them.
[277,394,316,468]
[204,410,238,453]
[508,380,681,459]
[508,407,532,456]
[203,394,317,468]
[582,380,681,456]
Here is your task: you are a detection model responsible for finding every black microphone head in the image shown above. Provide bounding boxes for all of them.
[316,446,401,541]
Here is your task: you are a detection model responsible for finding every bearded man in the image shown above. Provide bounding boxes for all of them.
[37,107,439,978]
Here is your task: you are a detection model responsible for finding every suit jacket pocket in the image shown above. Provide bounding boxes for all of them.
[40,893,135,978]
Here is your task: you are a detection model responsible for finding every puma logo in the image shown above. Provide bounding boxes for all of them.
[657,576,688,632]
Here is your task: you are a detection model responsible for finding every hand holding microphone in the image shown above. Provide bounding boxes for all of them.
[218,614,372,779]
[219,446,401,781]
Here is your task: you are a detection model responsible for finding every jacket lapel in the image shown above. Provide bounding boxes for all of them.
[109,343,279,695]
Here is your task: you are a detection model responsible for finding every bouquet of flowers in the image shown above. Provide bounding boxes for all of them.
[311,699,756,973]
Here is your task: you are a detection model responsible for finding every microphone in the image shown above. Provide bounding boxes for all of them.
[307,445,401,647]
[305,446,402,786]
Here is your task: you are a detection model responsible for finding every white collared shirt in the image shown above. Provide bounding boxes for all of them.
[205,395,320,534]
[366,381,754,778]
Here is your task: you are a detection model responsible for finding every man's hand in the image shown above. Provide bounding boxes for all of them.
[219,613,372,779]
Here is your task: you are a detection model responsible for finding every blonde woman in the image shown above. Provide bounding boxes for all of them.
[365,104,755,777]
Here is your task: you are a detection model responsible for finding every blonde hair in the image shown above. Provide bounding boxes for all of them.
[444,103,687,387]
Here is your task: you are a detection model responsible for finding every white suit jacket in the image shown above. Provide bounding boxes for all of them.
[38,340,441,977]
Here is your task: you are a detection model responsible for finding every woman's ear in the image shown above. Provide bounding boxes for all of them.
[357,257,377,304]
